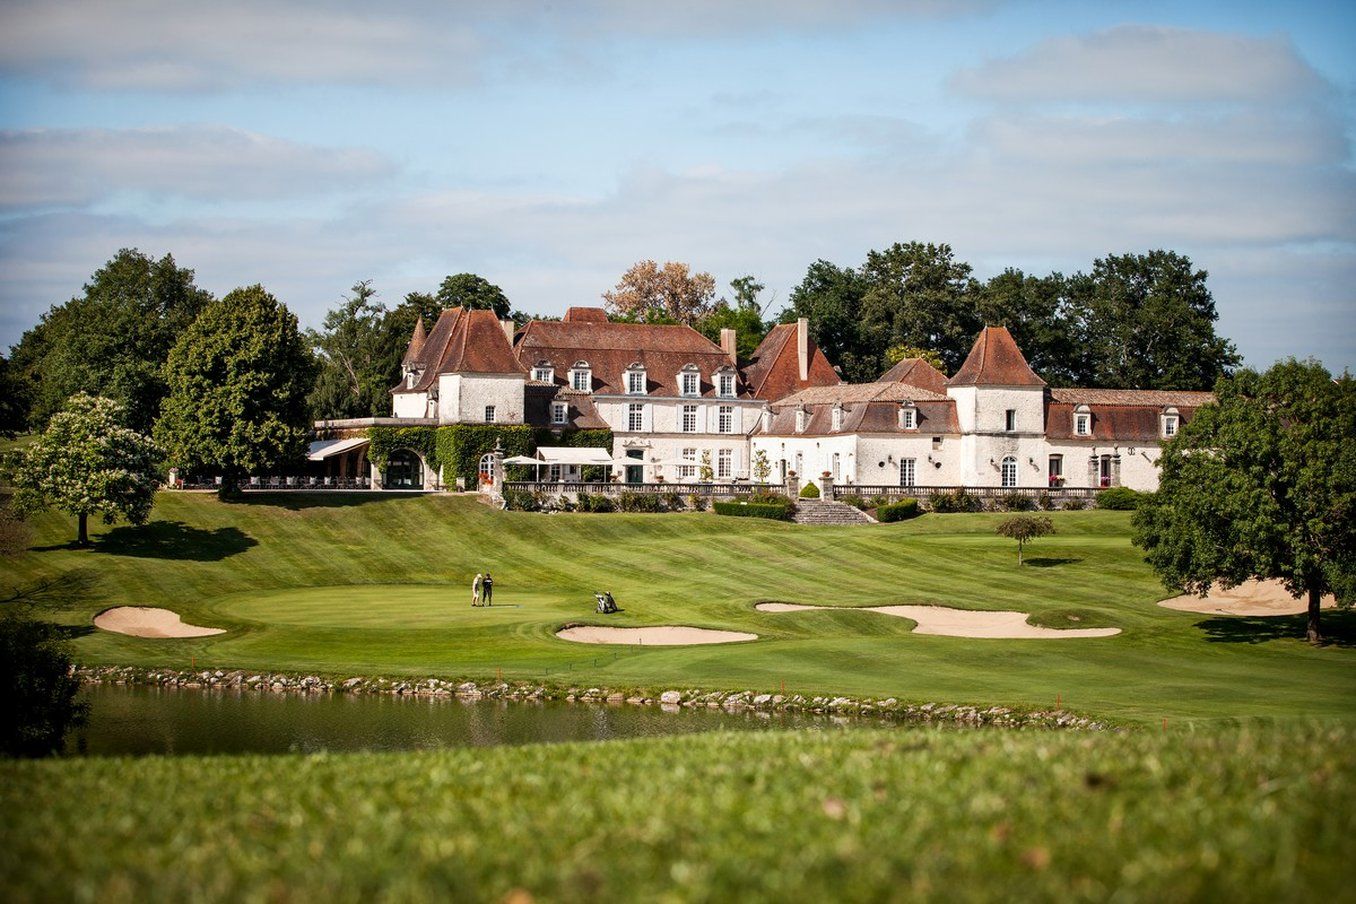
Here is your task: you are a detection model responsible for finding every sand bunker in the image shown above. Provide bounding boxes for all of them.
[557,625,758,645]
[1159,579,1336,617]
[94,607,226,638]
[755,602,1119,639]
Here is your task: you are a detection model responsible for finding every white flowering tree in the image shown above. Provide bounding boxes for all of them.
[8,393,159,546]
[752,449,771,484]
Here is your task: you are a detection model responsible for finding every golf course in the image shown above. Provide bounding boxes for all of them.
[5,491,1353,722]
[4,491,1354,901]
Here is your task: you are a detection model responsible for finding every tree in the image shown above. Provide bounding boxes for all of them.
[0,615,87,757]
[602,260,717,325]
[308,281,393,420]
[752,449,771,483]
[783,260,869,380]
[0,355,29,438]
[436,273,511,320]
[7,249,213,433]
[996,515,1055,565]
[1133,360,1354,643]
[155,285,316,496]
[7,393,158,546]
[1065,251,1240,389]
[884,344,946,372]
[858,242,982,377]
[976,269,1079,385]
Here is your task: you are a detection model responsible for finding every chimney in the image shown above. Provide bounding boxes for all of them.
[719,328,737,363]
[797,317,809,381]
[500,319,516,346]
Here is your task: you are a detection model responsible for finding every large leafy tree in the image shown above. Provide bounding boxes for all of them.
[858,242,982,376]
[436,273,511,320]
[976,269,1079,385]
[0,355,29,438]
[782,260,868,380]
[7,393,159,546]
[156,286,315,495]
[602,260,717,325]
[1133,360,1354,643]
[1066,251,1240,389]
[7,249,213,433]
[308,281,394,420]
[697,275,769,360]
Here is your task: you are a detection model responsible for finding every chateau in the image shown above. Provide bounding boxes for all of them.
[313,305,1211,493]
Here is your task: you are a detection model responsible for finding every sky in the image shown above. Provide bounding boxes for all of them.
[0,0,1353,374]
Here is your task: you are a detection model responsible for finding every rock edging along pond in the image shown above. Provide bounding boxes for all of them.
[74,666,1108,731]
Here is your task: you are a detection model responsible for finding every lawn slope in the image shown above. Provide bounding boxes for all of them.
[4,492,1353,722]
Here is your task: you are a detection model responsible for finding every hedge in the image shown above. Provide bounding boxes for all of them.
[798,481,820,499]
[714,500,793,521]
[434,425,533,489]
[1096,486,1145,510]
[876,498,920,522]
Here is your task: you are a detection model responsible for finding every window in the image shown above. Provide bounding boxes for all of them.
[681,404,698,433]
[1163,409,1179,437]
[900,406,917,430]
[831,405,843,432]
[1074,406,1091,436]
[571,368,591,392]
[900,458,916,487]
[679,448,697,480]
[627,403,644,432]
[484,405,496,423]
[551,402,568,425]
[717,373,736,398]
[1048,455,1063,487]
[832,453,840,480]
[548,464,562,483]
[718,405,734,434]
[795,408,807,433]
[627,370,646,394]
[717,448,732,479]
[680,370,700,397]
[1001,455,1018,488]
[1005,409,1016,432]
[533,367,554,383]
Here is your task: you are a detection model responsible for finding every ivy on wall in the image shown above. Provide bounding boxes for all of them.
[435,425,533,489]
[366,427,438,471]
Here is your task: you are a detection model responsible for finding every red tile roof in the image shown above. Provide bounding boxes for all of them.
[765,382,958,436]
[399,307,524,392]
[1049,388,1215,406]
[401,317,427,367]
[563,307,610,323]
[948,326,1046,387]
[514,320,742,397]
[741,322,841,401]
[875,357,948,394]
[524,385,608,429]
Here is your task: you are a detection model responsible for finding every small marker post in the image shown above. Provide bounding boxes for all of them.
[1056,693,1061,710]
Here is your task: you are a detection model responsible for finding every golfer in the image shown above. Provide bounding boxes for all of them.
[482,572,494,607]
[471,572,483,607]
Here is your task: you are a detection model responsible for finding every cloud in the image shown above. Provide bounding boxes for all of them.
[950,25,1328,104]
[0,0,992,91]
[0,126,395,210]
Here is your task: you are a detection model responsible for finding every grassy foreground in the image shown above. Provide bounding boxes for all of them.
[3,724,1352,902]
[4,492,1354,722]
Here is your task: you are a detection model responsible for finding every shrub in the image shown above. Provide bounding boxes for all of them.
[576,492,615,513]
[876,498,920,522]
[660,491,683,512]
[1037,492,1057,511]
[928,489,982,513]
[1062,497,1087,511]
[0,503,32,556]
[799,481,820,499]
[713,500,792,521]
[688,494,708,512]
[1,616,87,757]
[1096,486,1144,510]
[839,493,867,510]
[998,492,1036,512]
[746,489,790,507]
[618,491,662,513]
[502,488,540,511]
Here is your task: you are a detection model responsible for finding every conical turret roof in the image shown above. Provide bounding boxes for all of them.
[946,326,1045,387]
[401,316,428,366]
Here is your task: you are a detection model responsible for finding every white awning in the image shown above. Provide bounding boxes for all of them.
[307,437,370,461]
[536,446,613,465]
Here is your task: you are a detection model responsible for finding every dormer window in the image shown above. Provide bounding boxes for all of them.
[1162,407,1179,438]
[717,371,736,398]
[795,407,807,434]
[625,364,647,395]
[831,404,844,432]
[570,361,592,392]
[532,363,554,383]
[899,402,917,430]
[551,402,568,425]
[1074,405,1091,437]
[679,365,700,397]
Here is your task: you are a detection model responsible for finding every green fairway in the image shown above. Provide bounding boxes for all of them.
[4,492,1353,723]
[3,724,1352,902]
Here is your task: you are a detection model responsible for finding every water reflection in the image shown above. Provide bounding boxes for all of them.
[69,684,864,757]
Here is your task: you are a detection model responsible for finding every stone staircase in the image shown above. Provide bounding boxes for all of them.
[793,499,876,526]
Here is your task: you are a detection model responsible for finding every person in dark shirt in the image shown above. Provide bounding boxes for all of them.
[481,572,494,606]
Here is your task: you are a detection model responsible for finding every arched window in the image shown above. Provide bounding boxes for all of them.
[1162,406,1180,438]
[385,449,425,489]
[1001,455,1018,488]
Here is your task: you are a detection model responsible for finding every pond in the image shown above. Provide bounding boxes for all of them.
[67,684,864,756]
